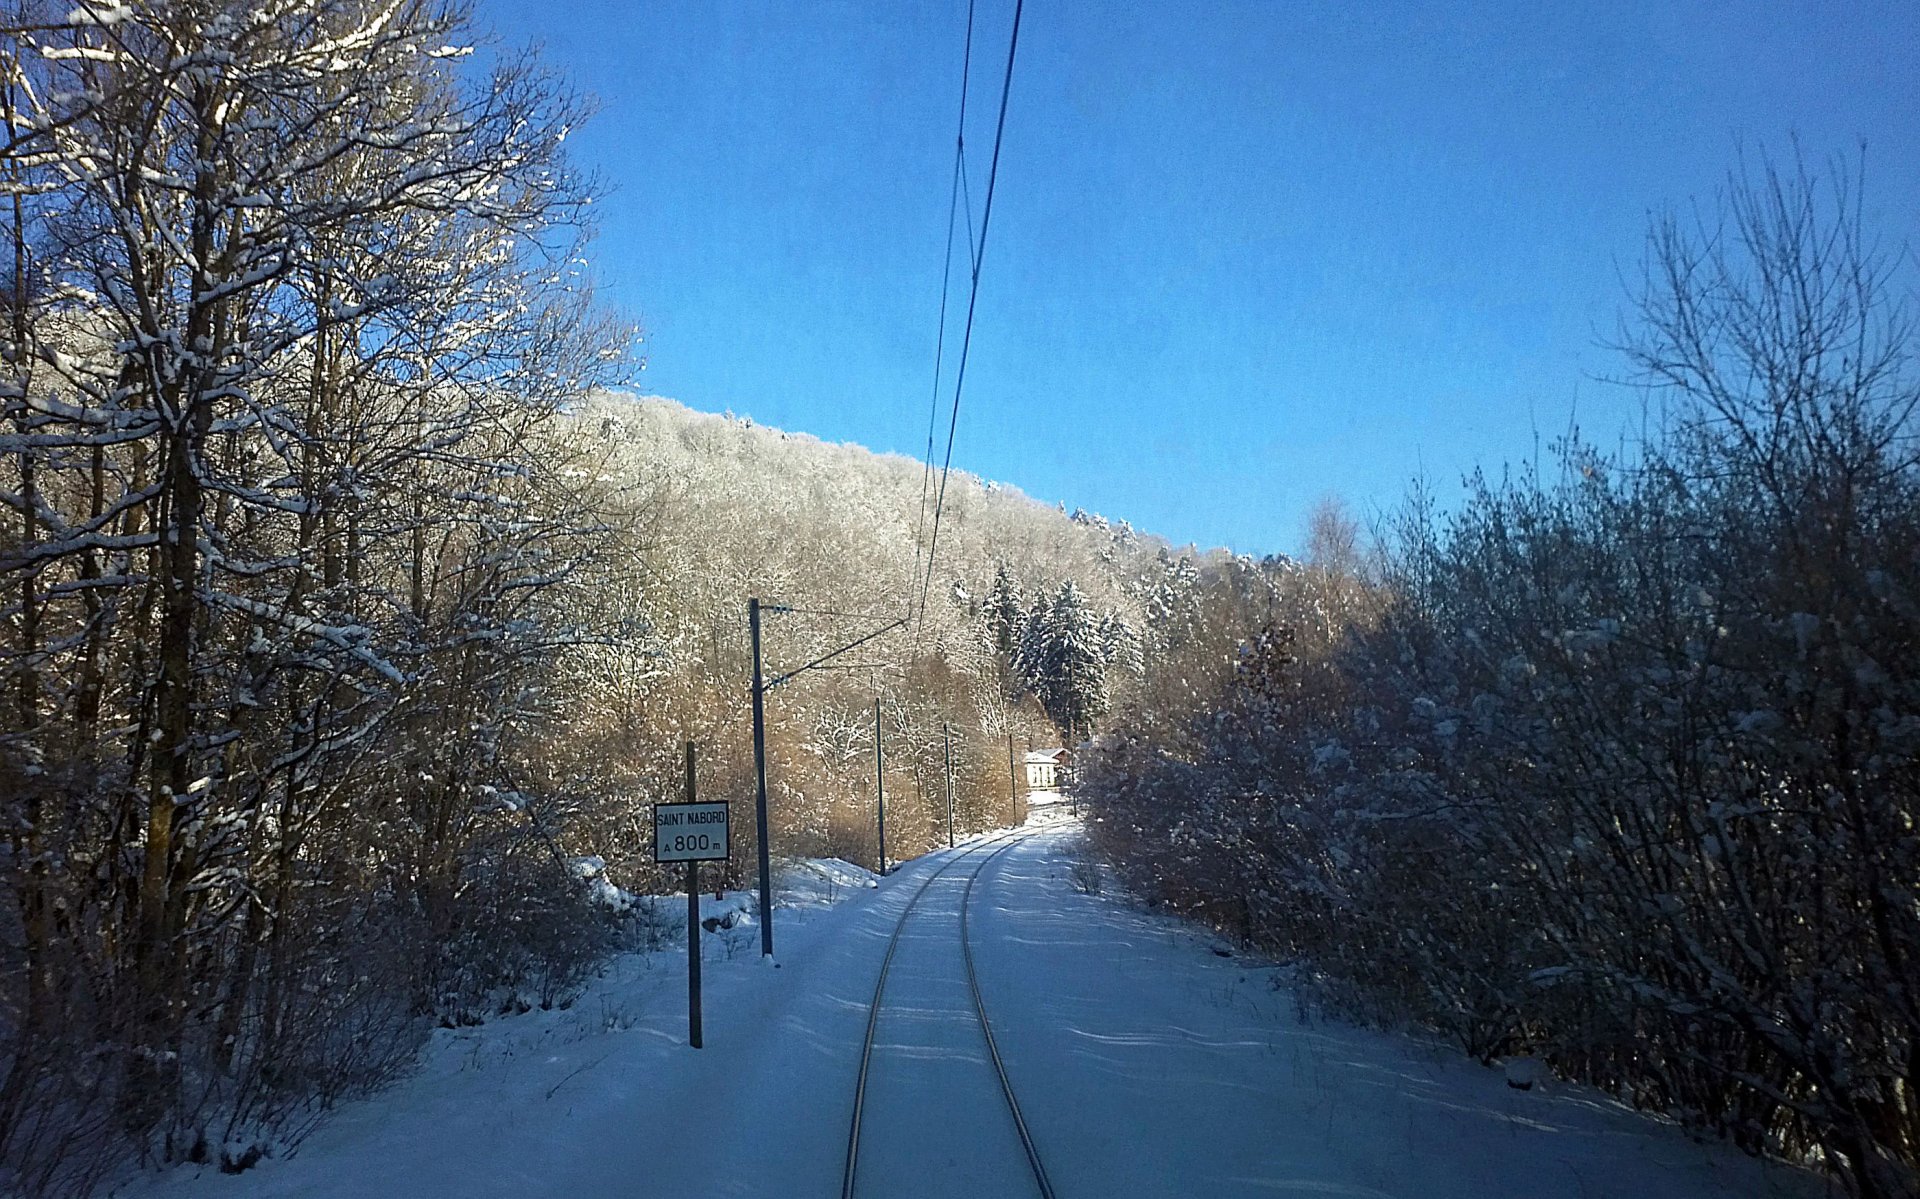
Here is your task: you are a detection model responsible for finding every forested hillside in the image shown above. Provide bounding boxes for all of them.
[543,389,1259,888]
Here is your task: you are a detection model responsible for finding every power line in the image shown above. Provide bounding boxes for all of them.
[910,0,977,630]
[768,617,909,690]
[915,0,1024,642]
[769,605,904,622]
[959,138,980,276]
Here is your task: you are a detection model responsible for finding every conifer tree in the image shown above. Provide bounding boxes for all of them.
[1041,580,1107,740]
[983,562,1023,658]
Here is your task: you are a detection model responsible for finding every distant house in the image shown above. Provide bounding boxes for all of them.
[1023,747,1072,791]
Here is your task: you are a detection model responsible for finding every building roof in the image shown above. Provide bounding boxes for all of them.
[1023,748,1070,764]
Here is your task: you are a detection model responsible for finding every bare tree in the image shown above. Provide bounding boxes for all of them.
[1076,152,1920,1198]
[0,0,635,1184]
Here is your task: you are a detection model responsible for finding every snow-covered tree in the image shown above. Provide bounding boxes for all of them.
[1098,610,1142,681]
[982,561,1023,659]
[0,0,635,1179]
[1075,153,1920,1199]
[1037,580,1107,741]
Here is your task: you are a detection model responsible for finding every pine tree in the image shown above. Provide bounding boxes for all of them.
[983,562,1023,658]
[1098,611,1143,680]
[1012,591,1051,698]
[1041,580,1107,740]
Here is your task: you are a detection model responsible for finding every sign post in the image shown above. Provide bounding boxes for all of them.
[654,741,730,1049]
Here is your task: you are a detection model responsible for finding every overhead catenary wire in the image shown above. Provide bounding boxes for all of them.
[767,616,909,690]
[914,0,1024,646]
[910,0,978,634]
[770,605,906,622]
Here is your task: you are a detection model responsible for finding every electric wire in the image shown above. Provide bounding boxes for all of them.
[909,0,978,633]
[767,616,909,690]
[770,606,905,622]
[959,137,980,276]
[913,0,1024,646]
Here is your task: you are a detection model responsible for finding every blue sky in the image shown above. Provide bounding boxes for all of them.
[474,0,1918,556]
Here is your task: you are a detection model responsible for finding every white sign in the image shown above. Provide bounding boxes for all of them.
[653,802,731,863]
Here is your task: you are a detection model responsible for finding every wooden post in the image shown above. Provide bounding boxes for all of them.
[685,740,702,1048]
[874,696,888,875]
[749,597,774,958]
[1008,730,1020,827]
[686,859,702,1048]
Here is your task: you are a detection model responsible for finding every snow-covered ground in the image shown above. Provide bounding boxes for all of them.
[1023,787,1076,819]
[119,825,1821,1199]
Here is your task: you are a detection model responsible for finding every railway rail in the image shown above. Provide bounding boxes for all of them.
[841,829,1056,1199]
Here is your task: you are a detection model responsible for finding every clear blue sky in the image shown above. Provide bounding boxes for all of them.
[474,0,1918,557]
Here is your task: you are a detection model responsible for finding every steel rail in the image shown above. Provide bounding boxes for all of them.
[841,828,1049,1199]
[960,836,1056,1199]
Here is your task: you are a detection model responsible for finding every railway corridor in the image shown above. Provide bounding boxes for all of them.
[844,834,1046,1198]
[132,824,1819,1199]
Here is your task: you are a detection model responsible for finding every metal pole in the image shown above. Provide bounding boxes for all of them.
[944,722,955,849]
[1007,730,1019,827]
[685,740,702,1048]
[750,598,774,959]
[873,696,887,875]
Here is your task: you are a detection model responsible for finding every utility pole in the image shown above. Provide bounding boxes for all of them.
[1007,730,1020,827]
[749,597,774,959]
[944,722,955,848]
[873,696,888,875]
[744,599,906,960]
[684,740,702,1049]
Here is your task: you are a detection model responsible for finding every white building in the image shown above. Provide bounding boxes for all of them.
[1022,747,1071,791]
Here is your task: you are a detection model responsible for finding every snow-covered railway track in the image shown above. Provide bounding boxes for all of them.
[841,829,1056,1199]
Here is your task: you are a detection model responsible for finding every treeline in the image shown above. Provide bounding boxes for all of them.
[1079,161,1920,1198]
[0,0,651,1189]
[0,1,1233,1185]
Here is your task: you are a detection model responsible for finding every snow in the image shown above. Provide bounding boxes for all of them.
[115,830,1819,1199]
[776,855,881,907]
[566,855,630,911]
[1024,787,1075,816]
[65,3,134,25]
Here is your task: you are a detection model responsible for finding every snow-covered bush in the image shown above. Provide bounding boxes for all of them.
[423,855,624,1025]
[1080,155,1920,1199]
